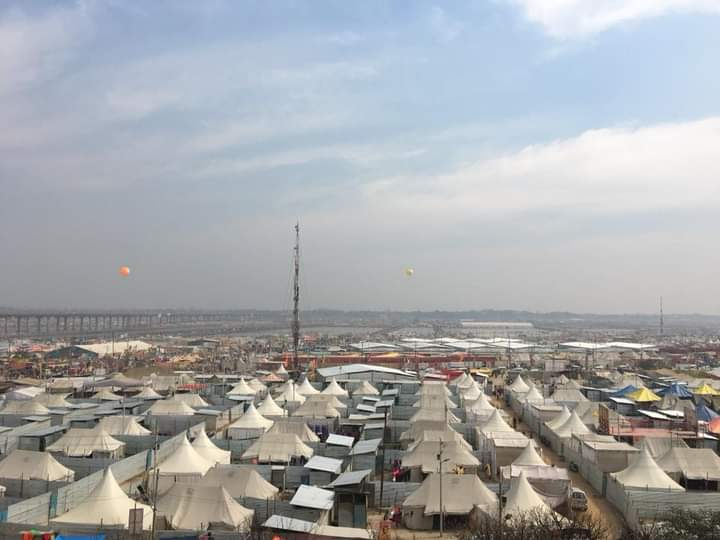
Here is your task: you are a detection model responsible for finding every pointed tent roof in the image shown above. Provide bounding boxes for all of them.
[413,394,457,409]
[228,403,274,431]
[457,374,475,390]
[410,407,460,424]
[274,379,293,394]
[696,403,719,422]
[512,441,546,467]
[98,415,151,436]
[51,468,153,529]
[610,385,638,398]
[407,429,472,452]
[508,376,530,394]
[545,406,571,431]
[450,372,470,386]
[296,378,321,396]
[157,435,215,476]
[135,386,163,400]
[157,484,253,531]
[612,447,684,491]
[503,471,555,518]
[276,364,288,375]
[227,378,257,396]
[322,378,348,397]
[556,375,570,385]
[402,473,497,515]
[0,399,50,416]
[402,441,480,473]
[247,378,267,393]
[307,393,347,409]
[275,383,306,405]
[242,433,314,462]
[656,447,720,481]
[256,393,287,417]
[267,419,320,442]
[352,380,379,396]
[415,382,451,397]
[627,388,661,403]
[91,388,123,401]
[550,387,588,404]
[465,392,495,413]
[478,409,514,434]
[148,398,196,416]
[47,427,125,457]
[694,383,719,396]
[459,380,482,401]
[551,411,590,438]
[33,392,72,408]
[399,420,452,442]
[293,399,340,418]
[192,428,231,464]
[0,449,74,481]
[522,387,545,403]
[657,383,693,399]
[172,392,209,408]
[200,464,279,499]
[94,373,144,388]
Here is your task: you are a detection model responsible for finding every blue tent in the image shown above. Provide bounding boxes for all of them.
[610,385,638,398]
[696,404,719,422]
[657,382,693,399]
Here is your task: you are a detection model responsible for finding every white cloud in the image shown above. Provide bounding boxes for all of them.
[510,0,720,38]
[428,6,463,42]
[364,117,720,220]
[0,3,91,96]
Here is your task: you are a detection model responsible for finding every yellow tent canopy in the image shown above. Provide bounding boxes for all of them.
[694,383,719,396]
[627,388,661,402]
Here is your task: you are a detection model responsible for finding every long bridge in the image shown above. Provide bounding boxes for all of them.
[0,310,273,339]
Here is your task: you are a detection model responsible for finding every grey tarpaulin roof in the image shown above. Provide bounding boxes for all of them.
[349,438,381,455]
[305,456,343,474]
[290,485,334,510]
[326,469,372,487]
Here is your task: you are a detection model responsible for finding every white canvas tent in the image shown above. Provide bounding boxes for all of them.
[407,429,473,452]
[0,449,74,481]
[91,388,123,401]
[200,464,279,499]
[33,393,72,409]
[275,383,306,405]
[410,407,460,424]
[400,421,454,443]
[227,403,274,440]
[293,400,340,418]
[412,395,457,409]
[242,433,313,462]
[507,376,530,394]
[51,468,152,530]
[656,447,720,482]
[550,411,590,438]
[321,378,348,397]
[544,406,571,431]
[415,382,451,397]
[227,378,257,397]
[612,447,685,491]
[402,441,479,475]
[172,393,209,408]
[192,428,231,464]
[296,378,321,396]
[266,419,320,442]
[247,378,267,393]
[99,415,151,436]
[256,393,287,417]
[156,435,215,491]
[307,393,347,409]
[513,441,546,467]
[0,399,50,415]
[135,386,163,400]
[147,399,196,416]
[503,471,556,519]
[157,484,253,531]
[47,427,125,458]
[459,381,482,402]
[352,380,379,396]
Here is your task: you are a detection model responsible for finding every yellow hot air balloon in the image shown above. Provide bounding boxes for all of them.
[404,268,414,277]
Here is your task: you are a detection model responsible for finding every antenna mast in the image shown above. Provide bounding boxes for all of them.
[292,222,300,372]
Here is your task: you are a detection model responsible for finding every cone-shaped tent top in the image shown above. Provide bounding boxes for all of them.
[135,386,163,400]
[192,428,231,464]
[657,382,693,399]
[478,409,514,434]
[276,364,288,375]
[172,392,209,408]
[450,372,470,386]
[227,378,257,396]
[508,376,530,394]
[415,382,451,397]
[274,379,293,394]
[321,377,348,397]
[457,374,475,390]
[296,378,320,396]
[551,411,590,438]
[460,380,482,401]
[242,433,314,462]
[307,393,347,409]
[33,392,72,408]
[157,484,253,531]
[256,393,287,417]
[92,388,123,401]
[228,403,274,431]
[627,387,661,403]
[98,415,151,436]
[0,449,74,481]
[695,383,719,396]
[503,471,555,518]
[545,405,571,431]
[157,435,215,475]
[46,427,125,457]
[51,468,153,529]
[466,392,496,413]
[402,473,497,515]
[410,407,460,424]
[400,420,453,442]
[293,400,340,418]
[696,404,719,422]
[0,399,50,415]
[148,398,196,416]
[247,378,267,393]
[611,385,638,398]
[407,429,473,452]
[402,441,480,473]
[413,394,457,409]
[513,441,546,467]
[352,380,379,396]
[267,419,320,442]
[275,383,306,405]
[556,375,570,385]
[612,447,685,491]
[200,464,279,499]
[522,386,545,403]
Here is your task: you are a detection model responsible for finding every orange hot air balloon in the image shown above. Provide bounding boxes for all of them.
[119,266,130,277]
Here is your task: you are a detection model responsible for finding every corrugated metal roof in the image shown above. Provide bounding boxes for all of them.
[364,423,385,430]
[349,438,381,455]
[357,404,376,413]
[290,485,334,510]
[375,400,394,408]
[326,469,372,487]
[326,434,355,447]
[381,389,399,397]
[263,515,314,533]
[305,456,343,474]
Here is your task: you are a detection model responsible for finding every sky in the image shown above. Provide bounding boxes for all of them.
[2,0,720,314]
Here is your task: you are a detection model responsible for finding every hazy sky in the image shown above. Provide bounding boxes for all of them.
[2,1,720,313]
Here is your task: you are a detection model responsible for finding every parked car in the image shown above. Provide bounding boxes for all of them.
[569,487,588,511]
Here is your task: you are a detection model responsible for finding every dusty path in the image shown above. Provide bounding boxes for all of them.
[493,395,626,539]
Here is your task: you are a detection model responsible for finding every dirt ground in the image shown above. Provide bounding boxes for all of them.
[368,510,462,539]
[492,396,627,539]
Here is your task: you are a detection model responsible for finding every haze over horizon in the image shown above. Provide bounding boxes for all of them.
[2,1,720,314]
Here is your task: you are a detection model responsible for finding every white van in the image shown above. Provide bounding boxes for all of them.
[569,487,588,511]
